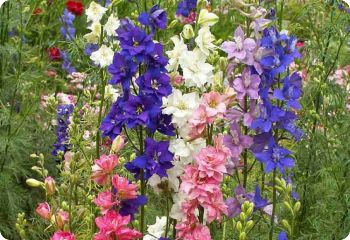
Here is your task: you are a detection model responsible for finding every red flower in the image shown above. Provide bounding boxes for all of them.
[48,47,61,60]
[66,1,84,16]
[33,8,43,15]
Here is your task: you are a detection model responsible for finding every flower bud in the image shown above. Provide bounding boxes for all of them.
[219,57,228,72]
[240,212,246,222]
[26,178,43,187]
[30,153,38,158]
[182,24,195,39]
[35,202,51,220]
[130,153,136,161]
[293,201,301,213]
[281,219,292,234]
[44,176,56,196]
[245,220,254,231]
[111,135,125,154]
[236,221,243,232]
[198,9,219,27]
[239,232,246,240]
[168,19,178,28]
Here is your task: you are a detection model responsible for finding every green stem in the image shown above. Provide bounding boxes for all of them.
[269,169,277,240]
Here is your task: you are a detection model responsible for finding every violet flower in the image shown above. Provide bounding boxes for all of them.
[223,122,253,158]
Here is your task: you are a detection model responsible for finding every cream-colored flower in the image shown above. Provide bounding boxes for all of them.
[86,1,108,23]
[90,45,114,67]
[104,14,120,37]
[179,48,213,88]
[84,22,101,44]
[166,36,187,72]
[195,26,216,55]
[144,216,167,240]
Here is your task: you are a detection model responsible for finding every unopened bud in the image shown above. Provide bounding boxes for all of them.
[281,219,292,234]
[236,221,243,232]
[26,178,43,187]
[111,135,125,154]
[239,232,246,240]
[293,201,301,213]
[44,176,56,196]
[245,220,254,231]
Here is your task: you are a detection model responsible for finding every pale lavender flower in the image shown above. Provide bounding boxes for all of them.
[221,26,256,65]
[223,122,253,158]
[233,67,261,99]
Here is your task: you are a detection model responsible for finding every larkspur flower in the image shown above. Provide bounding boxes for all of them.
[255,145,294,173]
[51,231,76,240]
[144,216,167,240]
[92,154,119,185]
[104,14,120,37]
[223,122,253,158]
[125,138,173,179]
[90,45,114,67]
[221,26,257,65]
[94,191,118,214]
[94,210,142,240]
[86,1,107,23]
[138,5,167,32]
[52,104,74,157]
[166,36,187,72]
[60,9,76,41]
[225,186,254,218]
[195,26,216,55]
[176,0,197,18]
[233,67,261,99]
[119,195,147,219]
[111,174,138,200]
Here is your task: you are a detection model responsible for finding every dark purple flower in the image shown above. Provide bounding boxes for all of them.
[251,103,285,133]
[108,52,137,94]
[125,138,174,179]
[273,72,302,110]
[138,5,167,32]
[117,21,155,63]
[148,113,175,137]
[100,97,126,140]
[119,195,147,219]
[255,145,294,173]
[276,111,303,141]
[123,94,161,129]
[52,104,74,156]
[136,72,172,101]
[176,0,197,17]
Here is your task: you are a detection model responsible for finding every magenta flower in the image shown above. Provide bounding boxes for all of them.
[94,191,118,214]
[221,26,257,65]
[223,122,253,158]
[51,231,76,240]
[233,67,261,99]
[94,210,142,240]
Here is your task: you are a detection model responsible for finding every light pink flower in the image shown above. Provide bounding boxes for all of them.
[36,202,51,220]
[56,210,69,229]
[202,190,228,223]
[111,174,138,200]
[180,165,220,202]
[94,191,118,214]
[195,145,229,182]
[202,92,227,119]
[176,219,211,240]
[51,231,76,240]
[188,105,209,139]
[94,210,142,240]
[56,93,76,105]
[92,154,119,185]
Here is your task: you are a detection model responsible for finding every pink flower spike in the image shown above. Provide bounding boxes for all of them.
[92,154,119,185]
[111,174,138,200]
[36,202,51,220]
[94,210,142,240]
[94,191,118,214]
